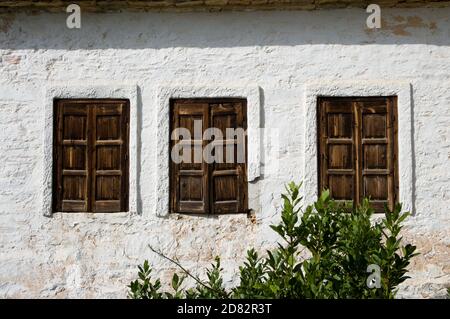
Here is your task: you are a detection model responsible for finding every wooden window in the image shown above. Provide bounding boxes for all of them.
[318,97,398,213]
[170,99,248,214]
[53,99,129,213]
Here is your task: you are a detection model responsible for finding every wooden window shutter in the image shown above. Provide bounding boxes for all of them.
[171,101,209,214]
[318,99,357,205]
[318,97,398,213]
[210,102,247,214]
[170,99,248,214]
[359,98,398,213]
[53,99,129,213]
[90,101,129,213]
[54,102,89,212]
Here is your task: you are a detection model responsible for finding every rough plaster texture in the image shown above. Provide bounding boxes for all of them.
[0,8,449,298]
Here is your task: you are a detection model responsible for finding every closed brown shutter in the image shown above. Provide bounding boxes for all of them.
[319,99,357,205]
[170,99,248,214]
[359,98,397,212]
[54,100,129,213]
[171,101,209,214]
[54,102,89,212]
[91,101,129,213]
[318,97,398,213]
[210,102,247,214]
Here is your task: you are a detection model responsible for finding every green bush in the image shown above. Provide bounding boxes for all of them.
[128,182,418,299]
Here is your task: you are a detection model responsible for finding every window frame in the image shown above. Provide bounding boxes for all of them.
[52,98,130,213]
[169,98,249,215]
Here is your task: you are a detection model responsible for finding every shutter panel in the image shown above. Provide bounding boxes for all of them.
[210,101,247,214]
[171,102,209,214]
[318,99,357,206]
[359,98,397,213]
[54,101,89,212]
[91,101,129,212]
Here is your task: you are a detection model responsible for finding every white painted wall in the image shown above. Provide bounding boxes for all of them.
[0,8,449,298]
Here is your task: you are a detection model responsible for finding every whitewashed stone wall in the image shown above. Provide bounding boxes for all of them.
[0,8,449,298]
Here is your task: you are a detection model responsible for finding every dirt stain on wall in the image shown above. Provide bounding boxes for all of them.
[3,54,21,64]
[0,13,15,33]
[366,15,438,37]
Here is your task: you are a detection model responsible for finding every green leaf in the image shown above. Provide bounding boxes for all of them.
[172,273,179,289]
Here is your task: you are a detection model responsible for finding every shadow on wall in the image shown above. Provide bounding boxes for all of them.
[0,8,449,50]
